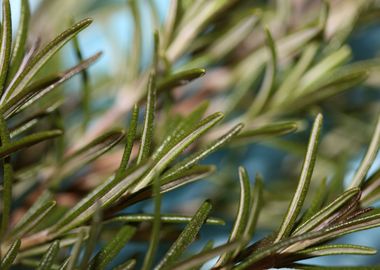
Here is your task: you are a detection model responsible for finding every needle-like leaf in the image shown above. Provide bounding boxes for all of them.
[247,27,277,117]
[66,228,86,270]
[233,231,325,270]
[293,188,360,235]
[172,240,242,270]
[79,203,102,270]
[9,110,51,138]
[3,18,92,101]
[115,259,136,270]
[163,123,243,179]
[275,114,323,242]
[132,112,224,192]
[108,165,215,213]
[155,200,212,270]
[0,129,63,159]
[116,104,139,177]
[56,128,125,182]
[0,0,12,96]
[153,101,208,161]
[72,34,91,130]
[10,200,56,240]
[0,112,12,240]
[142,174,161,270]
[284,212,380,253]
[128,0,142,80]
[37,241,60,270]
[299,177,327,224]
[137,72,156,165]
[239,173,263,255]
[7,0,30,82]
[3,52,101,119]
[157,68,206,92]
[232,121,299,144]
[215,166,251,266]
[90,225,136,270]
[105,213,224,225]
[349,115,380,188]
[297,244,376,257]
[361,169,380,205]
[51,163,149,235]
[0,239,20,270]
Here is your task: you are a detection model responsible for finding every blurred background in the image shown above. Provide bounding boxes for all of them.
[10,0,380,268]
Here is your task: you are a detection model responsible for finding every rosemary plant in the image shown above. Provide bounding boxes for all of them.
[0,0,380,269]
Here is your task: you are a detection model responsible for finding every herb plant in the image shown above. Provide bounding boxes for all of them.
[1,0,380,269]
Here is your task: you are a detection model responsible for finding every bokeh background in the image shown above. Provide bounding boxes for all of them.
[10,0,380,268]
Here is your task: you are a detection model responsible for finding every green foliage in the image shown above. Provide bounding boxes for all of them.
[0,0,380,269]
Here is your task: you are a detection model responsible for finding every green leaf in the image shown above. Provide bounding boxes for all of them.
[105,213,224,226]
[132,112,224,192]
[137,72,156,165]
[163,123,243,179]
[0,129,63,159]
[270,43,318,107]
[10,199,56,239]
[235,26,321,98]
[206,14,258,62]
[295,46,351,96]
[167,0,236,62]
[108,165,215,213]
[163,0,178,48]
[299,177,327,224]
[286,70,368,114]
[349,115,380,188]
[293,188,360,236]
[66,228,86,270]
[232,121,299,144]
[361,169,380,206]
[10,110,51,138]
[297,244,376,257]
[284,212,380,253]
[37,241,60,270]
[116,104,139,177]
[51,163,149,235]
[155,200,212,270]
[242,173,263,242]
[157,68,206,92]
[153,101,209,161]
[247,26,277,117]
[128,0,142,80]
[79,203,102,270]
[90,225,136,270]
[172,240,242,270]
[72,33,91,130]
[19,229,89,258]
[0,240,21,270]
[115,259,136,270]
[142,175,161,270]
[0,0,12,95]
[215,166,251,266]
[3,18,92,101]
[275,114,323,242]
[21,259,62,270]
[8,0,30,82]
[188,240,214,270]
[152,30,160,70]
[233,230,325,270]
[160,165,215,193]
[56,128,125,182]
[0,112,12,239]
[3,52,101,119]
